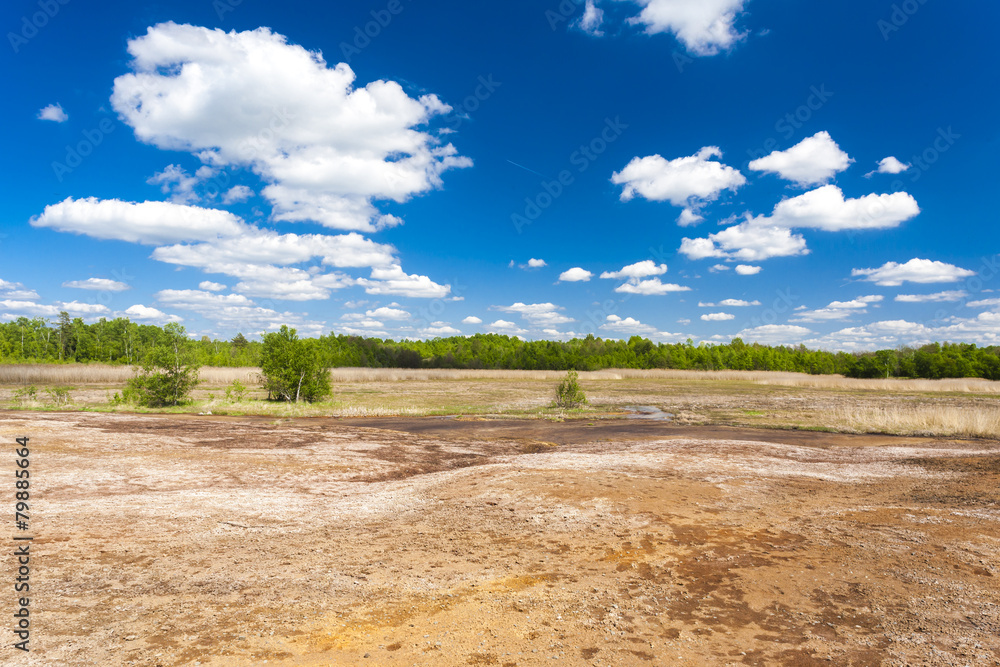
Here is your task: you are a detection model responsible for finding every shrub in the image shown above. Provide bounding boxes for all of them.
[260,326,331,403]
[12,385,37,403]
[45,386,71,406]
[555,371,587,408]
[224,380,249,402]
[126,323,200,407]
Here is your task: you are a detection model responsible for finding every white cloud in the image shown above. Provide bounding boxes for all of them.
[709,264,730,272]
[700,299,760,307]
[31,197,248,245]
[748,132,853,186]
[701,312,735,321]
[527,258,547,268]
[420,323,461,337]
[357,265,451,298]
[558,267,593,282]
[486,319,527,335]
[222,185,254,204]
[852,258,975,286]
[791,295,883,323]
[124,304,183,323]
[62,278,131,292]
[680,219,808,261]
[575,0,605,36]
[735,264,761,275]
[111,22,470,233]
[366,306,410,320]
[625,0,748,56]
[37,103,68,122]
[600,260,668,280]
[967,298,1000,309]
[611,147,745,224]
[156,288,324,333]
[148,164,200,204]
[678,185,918,261]
[199,281,227,291]
[874,156,910,175]
[493,302,573,326]
[462,316,483,324]
[0,300,110,319]
[614,278,691,295]
[895,291,967,303]
[600,314,656,335]
[0,280,40,301]
[737,324,813,345]
[763,185,919,232]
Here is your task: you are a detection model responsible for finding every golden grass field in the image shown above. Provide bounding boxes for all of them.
[2,364,999,438]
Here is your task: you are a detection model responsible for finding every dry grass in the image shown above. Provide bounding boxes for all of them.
[833,404,1000,438]
[3,364,1000,395]
[0,364,258,386]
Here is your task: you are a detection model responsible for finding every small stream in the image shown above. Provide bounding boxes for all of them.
[622,405,673,421]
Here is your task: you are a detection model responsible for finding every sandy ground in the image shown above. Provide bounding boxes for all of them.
[2,411,999,666]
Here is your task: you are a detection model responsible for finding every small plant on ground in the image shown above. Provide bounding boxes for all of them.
[224,379,249,403]
[13,385,38,403]
[45,386,71,406]
[554,371,587,408]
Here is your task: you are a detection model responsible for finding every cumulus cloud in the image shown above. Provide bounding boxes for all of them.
[37,103,68,122]
[147,165,200,204]
[735,265,761,275]
[0,300,109,319]
[420,322,461,337]
[625,0,748,56]
[575,0,605,36]
[199,281,227,291]
[678,185,918,261]
[487,319,527,335]
[869,156,910,176]
[736,324,813,345]
[611,147,745,224]
[124,304,183,323]
[701,312,735,321]
[512,258,547,270]
[62,278,131,292]
[709,264,730,272]
[967,298,1000,309]
[762,185,919,232]
[792,295,884,322]
[493,302,573,326]
[366,306,410,320]
[748,132,853,186]
[31,197,248,245]
[852,258,975,286]
[558,267,593,282]
[615,278,690,295]
[600,314,657,334]
[222,185,254,204]
[680,219,808,261]
[600,260,668,280]
[462,316,483,324]
[111,22,470,233]
[156,288,325,334]
[0,280,40,301]
[700,299,760,307]
[356,265,451,298]
[895,291,967,303]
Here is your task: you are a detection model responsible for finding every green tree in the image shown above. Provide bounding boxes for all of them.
[260,325,331,403]
[554,370,587,408]
[126,323,200,407]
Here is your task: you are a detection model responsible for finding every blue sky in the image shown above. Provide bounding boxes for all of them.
[3,0,999,350]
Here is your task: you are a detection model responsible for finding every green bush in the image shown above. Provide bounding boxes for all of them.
[127,323,200,407]
[260,326,331,403]
[224,379,249,402]
[45,386,71,406]
[555,371,587,408]
[12,385,37,402]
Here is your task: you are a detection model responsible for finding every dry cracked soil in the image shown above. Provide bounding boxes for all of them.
[2,411,999,666]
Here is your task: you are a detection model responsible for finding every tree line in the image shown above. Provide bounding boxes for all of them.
[2,314,1000,381]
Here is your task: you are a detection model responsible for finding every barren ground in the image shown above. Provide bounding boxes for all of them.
[3,410,1000,666]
